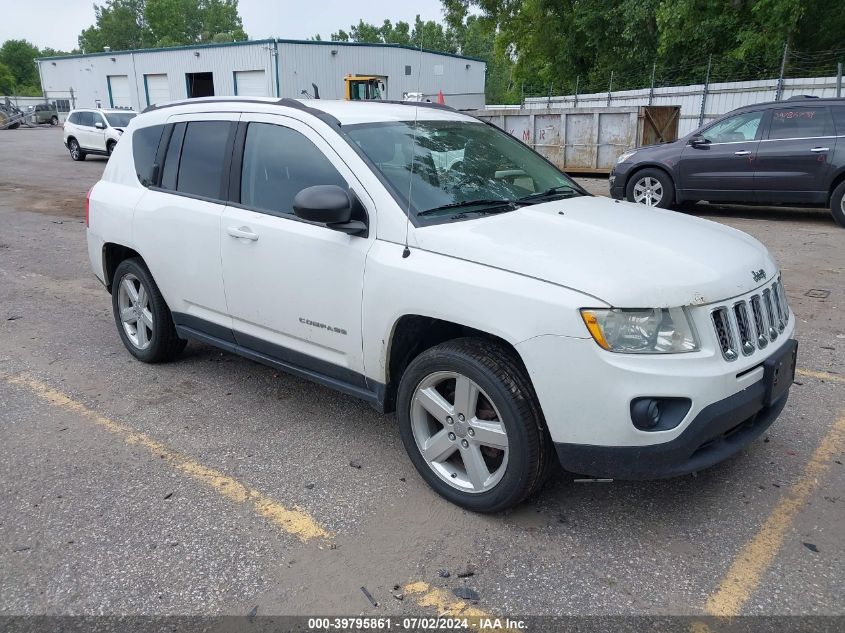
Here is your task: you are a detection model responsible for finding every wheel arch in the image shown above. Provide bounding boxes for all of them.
[381,314,531,413]
[102,243,142,293]
[829,168,845,203]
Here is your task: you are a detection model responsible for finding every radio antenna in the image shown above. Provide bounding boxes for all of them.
[402,33,425,258]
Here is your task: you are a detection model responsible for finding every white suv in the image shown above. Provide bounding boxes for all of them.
[86,97,798,512]
[64,108,136,161]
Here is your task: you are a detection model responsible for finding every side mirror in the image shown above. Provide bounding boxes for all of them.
[95,121,105,129]
[293,185,368,236]
[689,135,709,148]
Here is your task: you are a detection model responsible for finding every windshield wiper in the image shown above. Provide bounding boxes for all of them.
[417,199,517,217]
[516,185,579,203]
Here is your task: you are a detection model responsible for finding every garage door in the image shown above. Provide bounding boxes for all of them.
[107,75,131,108]
[145,74,170,107]
[234,70,267,97]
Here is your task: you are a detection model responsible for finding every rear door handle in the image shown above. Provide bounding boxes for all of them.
[810,147,830,153]
[734,150,752,156]
[227,226,259,241]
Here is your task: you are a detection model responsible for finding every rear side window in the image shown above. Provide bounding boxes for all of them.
[831,106,845,136]
[133,124,165,187]
[240,122,346,214]
[78,112,93,127]
[767,107,833,140]
[175,121,232,200]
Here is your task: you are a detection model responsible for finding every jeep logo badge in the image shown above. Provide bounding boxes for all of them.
[752,269,767,282]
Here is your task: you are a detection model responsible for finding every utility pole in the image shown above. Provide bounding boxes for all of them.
[775,43,789,101]
[648,62,656,106]
[837,62,843,98]
[606,71,613,107]
[574,75,579,108]
[698,55,712,127]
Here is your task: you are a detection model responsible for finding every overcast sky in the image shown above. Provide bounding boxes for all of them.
[0,0,448,51]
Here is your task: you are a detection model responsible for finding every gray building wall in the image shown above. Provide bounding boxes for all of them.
[37,39,486,113]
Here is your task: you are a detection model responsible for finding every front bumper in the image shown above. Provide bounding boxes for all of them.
[554,364,791,479]
[608,164,630,199]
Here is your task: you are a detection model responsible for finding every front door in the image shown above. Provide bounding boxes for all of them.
[678,109,766,202]
[220,114,375,388]
[753,105,836,205]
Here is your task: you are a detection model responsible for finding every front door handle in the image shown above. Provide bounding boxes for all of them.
[810,147,830,153]
[227,226,259,241]
[734,150,752,156]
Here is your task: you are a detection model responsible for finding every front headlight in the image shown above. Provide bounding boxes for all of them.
[616,150,637,164]
[580,308,699,354]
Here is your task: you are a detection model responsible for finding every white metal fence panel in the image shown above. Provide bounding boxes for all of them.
[510,74,841,137]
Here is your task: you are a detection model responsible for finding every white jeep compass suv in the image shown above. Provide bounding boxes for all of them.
[64,108,136,160]
[86,97,797,512]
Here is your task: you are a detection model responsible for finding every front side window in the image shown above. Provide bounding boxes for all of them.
[767,107,832,140]
[174,121,232,199]
[701,111,763,143]
[345,120,582,223]
[240,122,346,214]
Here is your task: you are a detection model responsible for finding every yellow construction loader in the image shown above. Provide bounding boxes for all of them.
[344,75,387,101]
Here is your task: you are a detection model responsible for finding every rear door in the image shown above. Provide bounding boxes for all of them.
[678,109,765,202]
[753,105,836,204]
[76,111,98,149]
[132,114,238,335]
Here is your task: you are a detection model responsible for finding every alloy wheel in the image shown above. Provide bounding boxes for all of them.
[117,273,153,350]
[410,371,509,493]
[633,176,663,206]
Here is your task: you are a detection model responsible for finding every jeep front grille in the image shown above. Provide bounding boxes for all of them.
[712,277,790,362]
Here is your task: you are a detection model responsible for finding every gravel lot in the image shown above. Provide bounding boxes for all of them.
[1,127,844,621]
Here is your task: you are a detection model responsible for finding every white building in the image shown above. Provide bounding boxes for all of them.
[37,38,486,117]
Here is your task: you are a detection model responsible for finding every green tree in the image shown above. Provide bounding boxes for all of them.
[0,61,15,94]
[78,0,246,52]
[0,39,41,90]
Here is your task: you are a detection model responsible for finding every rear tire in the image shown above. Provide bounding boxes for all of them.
[68,139,86,161]
[626,168,675,209]
[397,338,555,513]
[50,116,58,126]
[111,258,186,363]
[831,181,845,229]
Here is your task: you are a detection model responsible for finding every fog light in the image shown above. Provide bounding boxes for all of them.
[631,398,661,430]
[630,397,691,432]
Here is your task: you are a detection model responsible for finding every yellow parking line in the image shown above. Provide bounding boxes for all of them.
[403,582,490,618]
[703,412,845,616]
[4,373,331,543]
[797,368,845,385]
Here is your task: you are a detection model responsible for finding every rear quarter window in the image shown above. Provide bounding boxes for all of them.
[133,124,165,187]
[173,121,232,200]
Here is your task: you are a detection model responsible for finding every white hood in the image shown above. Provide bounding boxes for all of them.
[414,196,778,308]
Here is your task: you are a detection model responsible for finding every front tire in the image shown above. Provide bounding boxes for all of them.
[397,338,554,513]
[111,258,186,363]
[831,181,845,229]
[106,140,116,156]
[68,139,85,161]
[626,168,675,209]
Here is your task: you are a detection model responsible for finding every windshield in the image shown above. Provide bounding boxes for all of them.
[345,120,582,222]
[104,112,136,127]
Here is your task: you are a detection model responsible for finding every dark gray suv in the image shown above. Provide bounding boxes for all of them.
[609,97,845,227]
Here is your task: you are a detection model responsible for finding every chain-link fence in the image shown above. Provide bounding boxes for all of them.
[503,47,845,136]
